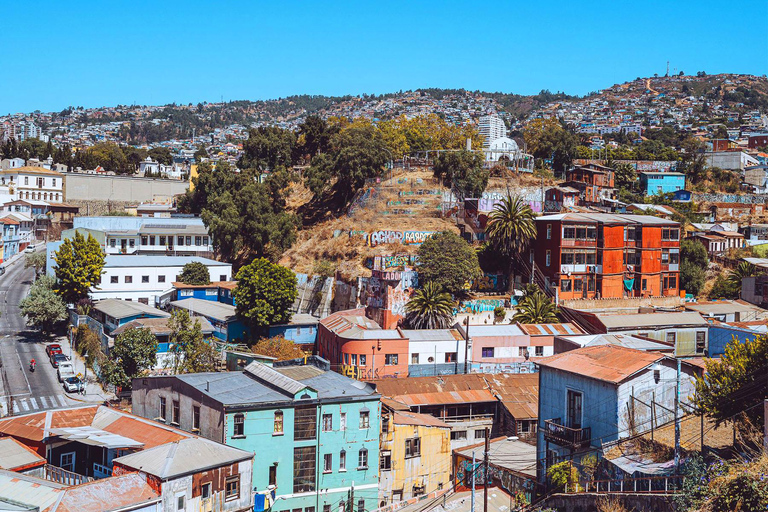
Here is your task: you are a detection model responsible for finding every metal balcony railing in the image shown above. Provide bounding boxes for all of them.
[543,418,591,449]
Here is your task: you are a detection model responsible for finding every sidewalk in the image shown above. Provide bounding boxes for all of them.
[0,242,42,272]
[55,333,115,403]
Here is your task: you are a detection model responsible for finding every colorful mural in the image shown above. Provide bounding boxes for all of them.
[455,458,535,506]
[366,230,437,247]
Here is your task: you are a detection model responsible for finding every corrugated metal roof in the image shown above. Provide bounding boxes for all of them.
[170,298,237,321]
[244,362,308,395]
[111,316,214,337]
[536,345,665,384]
[113,438,252,480]
[685,300,766,316]
[0,470,65,510]
[597,311,708,330]
[93,299,170,320]
[53,473,160,512]
[393,411,450,428]
[482,373,539,420]
[0,438,45,471]
[537,213,678,226]
[397,390,495,407]
[0,405,98,442]
[401,329,462,342]
[517,323,584,336]
[48,426,144,449]
[461,324,525,337]
[320,309,403,340]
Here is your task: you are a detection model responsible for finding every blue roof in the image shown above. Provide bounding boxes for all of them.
[104,255,229,268]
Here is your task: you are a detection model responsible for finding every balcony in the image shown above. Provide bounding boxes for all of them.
[543,418,591,449]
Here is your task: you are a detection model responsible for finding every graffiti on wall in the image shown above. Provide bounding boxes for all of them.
[472,273,507,292]
[340,364,383,380]
[366,254,419,271]
[367,230,437,247]
[456,459,535,505]
[456,298,506,314]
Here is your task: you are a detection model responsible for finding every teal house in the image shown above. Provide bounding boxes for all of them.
[639,171,686,195]
[130,356,381,512]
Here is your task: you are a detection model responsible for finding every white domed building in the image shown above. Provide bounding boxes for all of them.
[486,136,520,162]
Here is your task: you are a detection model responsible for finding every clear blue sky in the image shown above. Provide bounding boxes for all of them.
[2,0,767,114]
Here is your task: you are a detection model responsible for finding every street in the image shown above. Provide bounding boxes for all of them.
[0,253,71,416]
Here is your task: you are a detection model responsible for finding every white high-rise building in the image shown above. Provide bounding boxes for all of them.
[478,114,507,147]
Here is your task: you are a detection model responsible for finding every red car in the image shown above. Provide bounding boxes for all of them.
[45,344,63,358]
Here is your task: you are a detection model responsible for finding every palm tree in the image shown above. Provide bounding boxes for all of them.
[405,282,455,329]
[512,290,559,324]
[486,194,537,292]
[727,261,757,293]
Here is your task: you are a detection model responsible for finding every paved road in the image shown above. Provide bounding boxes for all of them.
[0,254,70,416]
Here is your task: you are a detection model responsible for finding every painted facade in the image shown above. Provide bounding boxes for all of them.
[638,172,686,195]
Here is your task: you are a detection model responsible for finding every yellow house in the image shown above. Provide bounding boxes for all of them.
[379,402,452,508]
[189,163,198,191]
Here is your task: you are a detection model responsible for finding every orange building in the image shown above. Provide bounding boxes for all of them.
[563,164,616,205]
[534,213,681,300]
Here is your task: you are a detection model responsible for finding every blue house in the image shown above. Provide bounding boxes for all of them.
[672,189,692,202]
[2,218,20,260]
[131,356,381,512]
[90,298,170,335]
[638,171,686,196]
[169,297,248,342]
[536,345,697,483]
[173,281,237,305]
[267,313,319,350]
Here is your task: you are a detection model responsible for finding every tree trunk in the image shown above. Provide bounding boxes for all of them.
[507,259,516,295]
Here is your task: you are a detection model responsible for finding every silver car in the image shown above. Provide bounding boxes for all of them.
[63,377,84,393]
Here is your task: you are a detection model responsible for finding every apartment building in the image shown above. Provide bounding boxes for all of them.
[0,166,65,202]
[563,164,615,205]
[478,114,506,147]
[533,213,681,300]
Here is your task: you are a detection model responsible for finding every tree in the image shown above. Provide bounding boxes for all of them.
[493,306,506,324]
[178,262,211,285]
[405,282,455,329]
[75,325,102,366]
[512,288,559,324]
[25,251,47,277]
[727,261,757,295]
[613,162,637,191]
[293,115,335,163]
[679,239,708,296]
[523,118,577,175]
[240,126,295,171]
[693,334,768,426]
[709,273,739,300]
[103,328,157,389]
[547,461,580,492]
[148,147,173,165]
[168,309,218,374]
[193,144,208,162]
[19,278,66,336]
[251,336,308,361]
[234,258,298,332]
[486,195,537,292]
[416,231,481,296]
[53,232,105,304]
[432,150,489,200]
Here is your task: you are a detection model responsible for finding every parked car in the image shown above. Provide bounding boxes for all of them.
[57,362,76,383]
[50,353,70,368]
[24,246,36,254]
[62,376,84,393]
[45,344,63,358]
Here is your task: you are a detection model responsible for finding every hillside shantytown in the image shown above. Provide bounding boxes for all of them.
[1,6,768,509]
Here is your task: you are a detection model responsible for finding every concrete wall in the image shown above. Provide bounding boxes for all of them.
[65,173,188,202]
[560,296,683,311]
[540,493,674,512]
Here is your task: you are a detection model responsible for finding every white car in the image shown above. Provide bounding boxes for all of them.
[24,246,36,254]
[57,362,76,383]
[63,377,84,393]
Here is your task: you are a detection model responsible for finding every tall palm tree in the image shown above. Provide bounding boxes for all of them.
[405,282,455,329]
[486,194,537,292]
[512,291,559,324]
[727,261,757,293]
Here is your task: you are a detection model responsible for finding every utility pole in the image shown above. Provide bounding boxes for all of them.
[674,358,681,474]
[471,451,476,512]
[484,428,489,512]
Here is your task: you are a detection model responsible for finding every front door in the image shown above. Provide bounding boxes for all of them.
[566,390,582,429]
[120,239,127,253]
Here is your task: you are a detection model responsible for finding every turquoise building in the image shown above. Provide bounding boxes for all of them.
[638,171,686,195]
[131,356,381,512]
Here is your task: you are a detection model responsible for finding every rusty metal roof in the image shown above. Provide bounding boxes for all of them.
[53,472,160,512]
[393,411,450,428]
[0,405,98,442]
[395,390,496,407]
[536,345,665,384]
[482,373,539,420]
[517,323,584,336]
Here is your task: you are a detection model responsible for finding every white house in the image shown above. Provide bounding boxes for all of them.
[402,329,466,377]
[0,166,65,203]
[92,255,232,305]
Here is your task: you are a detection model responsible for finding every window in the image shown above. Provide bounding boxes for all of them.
[385,354,398,365]
[563,227,575,239]
[201,482,212,500]
[225,476,239,501]
[561,279,571,292]
[158,275,166,283]
[359,410,370,429]
[323,413,333,432]
[141,235,148,245]
[358,499,365,512]
[324,506,331,512]
[159,236,166,246]
[574,279,583,292]
[380,450,392,470]
[566,390,583,429]
[159,397,166,421]
[129,239,135,248]
[351,354,357,365]
[339,450,346,471]
[274,411,284,434]
[411,353,419,364]
[666,332,676,344]
[340,413,346,431]
[642,279,647,291]
[444,352,457,363]
[662,228,680,241]
[546,224,552,239]
[186,236,192,245]
[178,236,184,246]
[109,238,116,248]
[269,464,277,486]
[203,236,209,246]
[405,437,421,458]
[358,448,368,469]
[359,354,366,366]
[195,236,202,246]
[149,235,155,246]
[294,446,317,493]
[177,494,185,511]
[474,429,486,439]
[110,276,118,284]
[535,346,544,357]
[546,250,551,267]
[24,177,28,185]
[696,331,706,353]
[323,453,332,473]
[125,275,133,284]
[517,421,531,433]
[219,274,227,281]
[481,347,494,358]
[233,413,245,437]
[294,406,317,440]
[450,430,467,441]
[193,405,200,431]
[519,347,528,357]
[172,400,180,424]
[60,452,75,471]
[142,275,149,283]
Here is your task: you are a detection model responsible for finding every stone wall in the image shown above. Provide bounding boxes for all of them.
[539,492,675,512]
[560,295,683,312]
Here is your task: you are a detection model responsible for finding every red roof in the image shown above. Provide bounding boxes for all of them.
[0,406,98,442]
[536,345,665,384]
[53,472,159,512]
[393,411,450,428]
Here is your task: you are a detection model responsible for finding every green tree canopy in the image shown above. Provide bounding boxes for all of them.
[251,336,308,361]
[53,232,106,304]
[416,231,481,296]
[19,277,66,336]
[148,147,173,165]
[24,251,47,277]
[512,287,559,324]
[432,150,489,200]
[103,328,157,389]
[178,262,211,285]
[168,309,218,374]
[523,118,577,175]
[405,282,455,330]
[240,126,296,171]
[680,239,708,296]
[234,258,298,332]
[486,195,537,292]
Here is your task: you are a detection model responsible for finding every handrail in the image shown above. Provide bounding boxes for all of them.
[564,475,682,494]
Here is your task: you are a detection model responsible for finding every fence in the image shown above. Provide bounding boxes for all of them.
[564,475,682,494]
